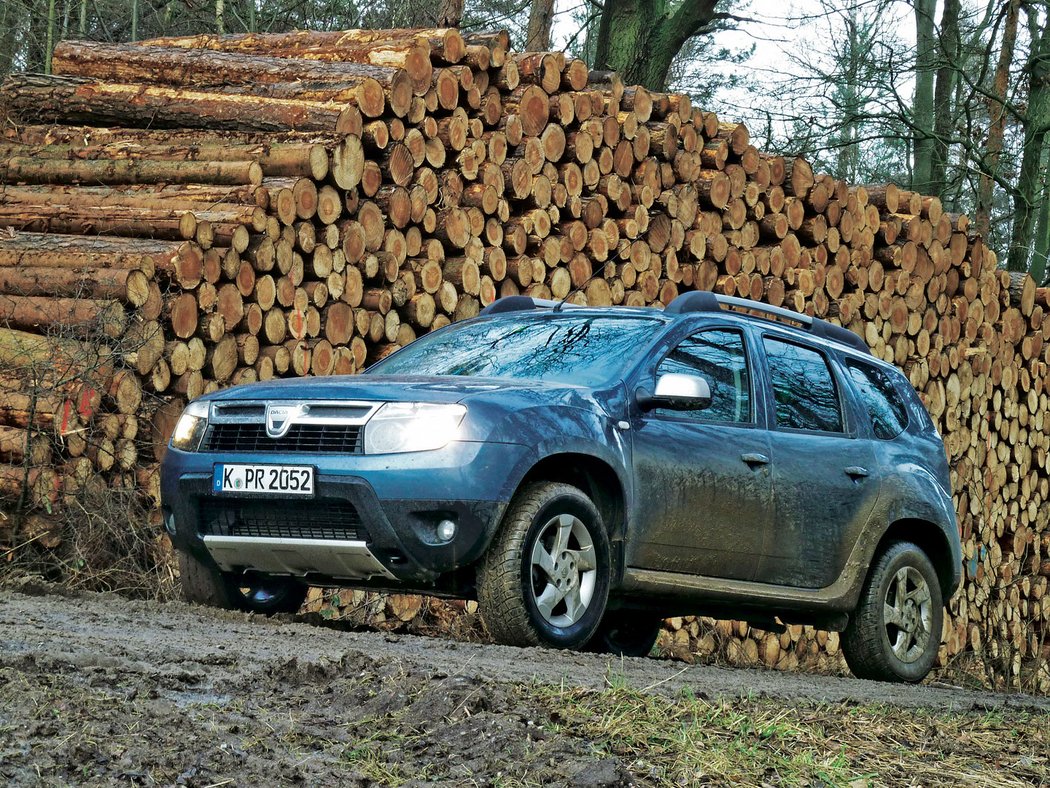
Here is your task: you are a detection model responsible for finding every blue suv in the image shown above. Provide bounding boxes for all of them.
[161,293,961,683]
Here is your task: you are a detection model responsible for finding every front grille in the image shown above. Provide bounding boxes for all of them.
[199,498,365,541]
[202,423,362,454]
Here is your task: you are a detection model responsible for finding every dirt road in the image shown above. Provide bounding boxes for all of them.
[2,585,1048,785]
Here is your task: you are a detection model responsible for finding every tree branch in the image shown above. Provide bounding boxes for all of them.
[664,0,720,52]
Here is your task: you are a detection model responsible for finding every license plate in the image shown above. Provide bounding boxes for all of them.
[213,463,314,496]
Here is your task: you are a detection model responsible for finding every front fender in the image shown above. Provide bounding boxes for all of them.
[490,405,632,504]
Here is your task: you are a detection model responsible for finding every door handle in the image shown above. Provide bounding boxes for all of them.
[741,452,770,467]
[845,466,869,479]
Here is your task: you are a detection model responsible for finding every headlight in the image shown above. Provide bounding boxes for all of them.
[364,402,466,454]
[170,400,209,452]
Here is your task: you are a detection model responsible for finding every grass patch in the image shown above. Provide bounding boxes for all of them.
[530,682,1050,786]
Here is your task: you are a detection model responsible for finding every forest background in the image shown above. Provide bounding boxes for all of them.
[1,0,1047,281]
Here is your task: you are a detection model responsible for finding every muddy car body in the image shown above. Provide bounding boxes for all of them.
[162,292,961,682]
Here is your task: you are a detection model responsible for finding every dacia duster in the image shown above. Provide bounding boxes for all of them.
[161,292,961,683]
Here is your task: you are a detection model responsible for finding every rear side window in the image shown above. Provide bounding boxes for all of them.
[763,338,843,432]
[846,360,909,439]
[655,329,751,423]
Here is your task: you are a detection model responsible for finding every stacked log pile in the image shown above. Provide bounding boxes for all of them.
[0,28,1047,689]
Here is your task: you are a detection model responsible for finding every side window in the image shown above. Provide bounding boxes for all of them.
[846,360,909,439]
[655,329,751,423]
[763,338,843,432]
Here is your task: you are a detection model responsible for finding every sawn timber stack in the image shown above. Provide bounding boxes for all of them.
[0,29,1047,690]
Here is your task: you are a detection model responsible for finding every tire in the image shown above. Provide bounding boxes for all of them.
[477,482,611,649]
[586,609,662,658]
[841,541,944,683]
[177,550,307,615]
[178,550,235,608]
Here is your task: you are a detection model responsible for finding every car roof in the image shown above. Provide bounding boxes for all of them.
[479,293,877,360]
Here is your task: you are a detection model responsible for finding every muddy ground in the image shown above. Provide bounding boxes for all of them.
[1,584,1048,786]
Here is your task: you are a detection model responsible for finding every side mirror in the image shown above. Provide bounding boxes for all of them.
[636,373,712,411]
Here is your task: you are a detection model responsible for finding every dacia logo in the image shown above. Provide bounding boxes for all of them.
[265,404,300,438]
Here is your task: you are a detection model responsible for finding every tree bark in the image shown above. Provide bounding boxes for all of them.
[527,0,556,51]
[976,0,1020,238]
[930,0,960,198]
[437,0,464,28]
[44,0,56,75]
[912,0,937,193]
[593,0,720,91]
[1007,10,1050,272]
[1030,160,1050,284]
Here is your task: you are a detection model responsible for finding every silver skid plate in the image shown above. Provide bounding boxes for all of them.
[204,535,396,580]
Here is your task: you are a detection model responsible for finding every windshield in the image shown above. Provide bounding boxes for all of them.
[367,313,663,386]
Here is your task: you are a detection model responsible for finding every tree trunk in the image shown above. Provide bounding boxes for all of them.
[912,0,936,193]
[834,11,861,182]
[437,0,464,28]
[526,0,556,51]
[44,0,56,75]
[593,0,719,91]
[976,0,1019,238]
[930,0,960,198]
[1007,11,1050,272]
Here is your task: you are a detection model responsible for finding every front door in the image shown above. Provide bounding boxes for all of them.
[628,326,774,580]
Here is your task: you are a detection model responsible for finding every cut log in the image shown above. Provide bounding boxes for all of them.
[0,294,127,338]
[2,75,367,131]
[139,27,465,65]
[1,156,262,186]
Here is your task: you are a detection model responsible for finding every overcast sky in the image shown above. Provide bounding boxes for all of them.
[548,0,918,148]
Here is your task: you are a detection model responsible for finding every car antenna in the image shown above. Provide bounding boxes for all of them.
[552,257,614,311]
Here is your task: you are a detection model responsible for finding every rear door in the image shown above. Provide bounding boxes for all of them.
[755,334,879,589]
[628,324,774,580]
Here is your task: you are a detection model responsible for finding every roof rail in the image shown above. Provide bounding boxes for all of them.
[479,296,583,316]
[666,292,872,356]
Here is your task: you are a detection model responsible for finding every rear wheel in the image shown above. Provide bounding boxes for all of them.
[478,482,610,649]
[841,541,943,682]
[586,609,662,657]
[177,551,307,615]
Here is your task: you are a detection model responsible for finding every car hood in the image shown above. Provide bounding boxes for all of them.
[200,374,598,406]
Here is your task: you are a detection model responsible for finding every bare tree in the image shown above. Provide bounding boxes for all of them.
[930,0,960,196]
[1006,7,1050,272]
[975,0,1019,239]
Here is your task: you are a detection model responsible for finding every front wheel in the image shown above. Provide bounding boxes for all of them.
[478,482,610,649]
[178,551,307,615]
[841,541,943,683]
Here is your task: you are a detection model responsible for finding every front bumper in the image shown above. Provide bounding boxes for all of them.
[161,440,529,587]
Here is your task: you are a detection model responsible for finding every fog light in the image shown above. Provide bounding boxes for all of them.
[164,511,176,536]
[436,519,457,542]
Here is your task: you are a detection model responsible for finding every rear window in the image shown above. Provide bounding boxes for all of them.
[763,337,843,433]
[846,360,910,439]
[367,313,663,386]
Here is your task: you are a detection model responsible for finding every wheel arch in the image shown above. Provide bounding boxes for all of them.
[874,518,958,600]
[514,453,628,580]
